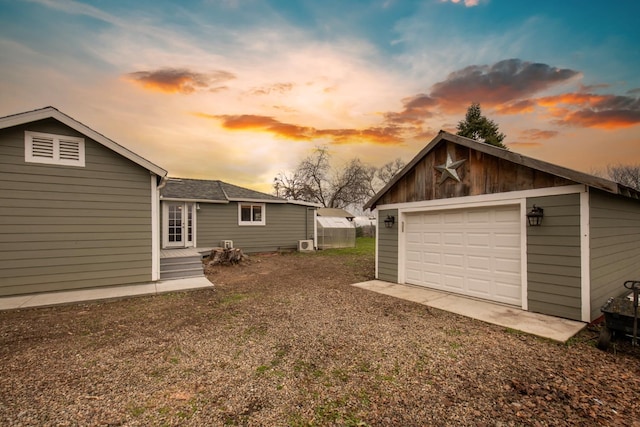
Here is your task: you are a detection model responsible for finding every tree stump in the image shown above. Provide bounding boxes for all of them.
[207,247,245,265]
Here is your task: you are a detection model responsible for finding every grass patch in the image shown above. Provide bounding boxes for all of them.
[220,293,249,305]
[313,237,375,257]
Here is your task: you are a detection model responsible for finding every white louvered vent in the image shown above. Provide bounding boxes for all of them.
[59,139,81,161]
[25,131,85,167]
[30,136,54,159]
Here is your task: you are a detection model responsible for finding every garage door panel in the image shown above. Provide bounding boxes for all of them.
[423,252,441,266]
[444,274,464,290]
[443,232,463,246]
[468,255,491,272]
[495,282,521,299]
[443,253,464,267]
[495,257,520,274]
[423,232,440,244]
[405,206,521,306]
[468,232,491,247]
[495,233,520,249]
[467,210,490,223]
[444,212,464,224]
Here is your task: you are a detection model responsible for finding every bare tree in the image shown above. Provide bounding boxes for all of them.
[274,148,406,209]
[606,164,640,190]
[376,158,406,187]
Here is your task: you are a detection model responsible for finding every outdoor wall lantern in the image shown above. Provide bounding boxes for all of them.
[526,205,544,227]
[384,215,395,228]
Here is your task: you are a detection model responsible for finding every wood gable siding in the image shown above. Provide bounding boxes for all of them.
[0,119,153,296]
[590,189,640,320]
[376,141,575,205]
[196,202,314,253]
[526,194,582,320]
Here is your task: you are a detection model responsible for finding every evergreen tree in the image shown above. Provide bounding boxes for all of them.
[456,103,507,149]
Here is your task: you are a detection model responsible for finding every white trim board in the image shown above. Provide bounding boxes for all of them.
[375,185,585,212]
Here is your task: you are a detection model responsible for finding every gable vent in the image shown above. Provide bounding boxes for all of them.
[25,131,85,167]
[30,136,55,159]
[59,139,81,161]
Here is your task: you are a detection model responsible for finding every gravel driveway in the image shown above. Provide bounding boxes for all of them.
[1,249,639,426]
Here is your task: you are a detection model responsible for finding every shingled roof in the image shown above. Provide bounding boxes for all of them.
[160,178,286,203]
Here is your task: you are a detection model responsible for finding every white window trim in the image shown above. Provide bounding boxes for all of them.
[25,131,85,167]
[238,202,266,226]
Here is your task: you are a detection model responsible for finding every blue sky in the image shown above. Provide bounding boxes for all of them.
[1,0,639,192]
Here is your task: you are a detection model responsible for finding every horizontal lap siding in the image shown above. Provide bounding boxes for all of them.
[377,209,398,282]
[590,190,640,320]
[197,202,314,252]
[527,194,581,320]
[0,120,152,296]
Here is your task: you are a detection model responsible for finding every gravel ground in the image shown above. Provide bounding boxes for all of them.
[1,249,640,426]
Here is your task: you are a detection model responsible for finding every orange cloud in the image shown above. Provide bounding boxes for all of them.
[249,83,294,96]
[215,114,314,139]
[536,93,640,129]
[196,113,404,145]
[495,100,536,115]
[384,94,438,125]
[126,68,235,94]
[507,141,543,148]
[519,129,559,140]
[429,59,581,112]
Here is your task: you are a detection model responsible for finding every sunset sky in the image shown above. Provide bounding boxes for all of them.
[1,0,639,193]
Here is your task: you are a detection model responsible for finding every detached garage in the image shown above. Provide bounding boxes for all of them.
[364,131,640,323]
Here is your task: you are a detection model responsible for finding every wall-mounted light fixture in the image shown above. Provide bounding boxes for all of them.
[196,203,201,210]
[384,215,395,228]
[526,205,544,227]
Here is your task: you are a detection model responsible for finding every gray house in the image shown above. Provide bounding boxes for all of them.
[160,178,318,254]
[0,107,168,297]
[364,131,640,323]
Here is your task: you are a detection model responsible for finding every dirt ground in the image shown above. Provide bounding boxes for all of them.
[1,250,640,426]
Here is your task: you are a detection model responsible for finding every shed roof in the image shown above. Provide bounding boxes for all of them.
[317,208,355,219]
[365,130,640,210]
[161,178,319,206]
[0,106,167,178]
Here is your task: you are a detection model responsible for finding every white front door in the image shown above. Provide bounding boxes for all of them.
[404,205,521,306]
[163,202,196,248]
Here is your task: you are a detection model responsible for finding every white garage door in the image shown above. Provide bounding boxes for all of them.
[405,205,521,306]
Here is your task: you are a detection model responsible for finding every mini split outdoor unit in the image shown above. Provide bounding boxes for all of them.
[298,239,314,252]
[220,240,233,249]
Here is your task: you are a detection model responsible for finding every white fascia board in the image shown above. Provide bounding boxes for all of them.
[228,198,287,204]
[287,200,323,207]
[0,107,168,178]
[376,185,585,212]
[160,197,229,204]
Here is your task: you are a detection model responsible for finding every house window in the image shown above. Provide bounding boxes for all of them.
[238,203,265,226]
[25,131,85,167]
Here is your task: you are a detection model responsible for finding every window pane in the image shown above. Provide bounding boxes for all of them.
[253,206,262,221]
[241,206,251,222]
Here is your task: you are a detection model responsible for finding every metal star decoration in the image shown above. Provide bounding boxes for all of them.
[434,152,466,184]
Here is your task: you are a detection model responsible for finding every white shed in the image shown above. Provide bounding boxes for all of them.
[316,208,356,249]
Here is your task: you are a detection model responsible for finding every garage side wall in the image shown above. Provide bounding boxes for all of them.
[590,189,640,320]
[377,209,398,282]
[197,202,314,252]
[527,194,581,320]
[0,119,153,296]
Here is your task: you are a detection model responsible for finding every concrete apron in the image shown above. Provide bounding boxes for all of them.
[0,277,213,311]
[352,280,585,343]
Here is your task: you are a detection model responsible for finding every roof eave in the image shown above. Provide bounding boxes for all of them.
[364,130,638,209]
[0,107,168,178]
